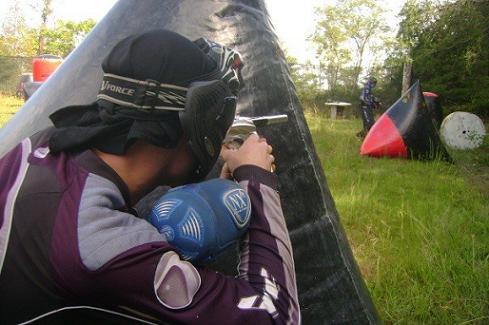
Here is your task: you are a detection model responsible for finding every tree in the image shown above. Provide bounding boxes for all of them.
[0,1,96,95]
[311,0,390,98]
[0,0,95,58]
[43,19,96,57]
[310,5,351,98]
[37,0,53,54]
[397,0,438,58]
[0,0,38,56]
[286,54,323,111]
[396,0,489,117]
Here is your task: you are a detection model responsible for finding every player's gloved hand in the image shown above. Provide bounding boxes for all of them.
[221,134,274,173]
[146,178,251,263]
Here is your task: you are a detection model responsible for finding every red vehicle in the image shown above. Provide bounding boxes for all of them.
[19,54,63,100]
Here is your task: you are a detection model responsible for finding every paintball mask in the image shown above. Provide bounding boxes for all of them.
[96,33,244,180]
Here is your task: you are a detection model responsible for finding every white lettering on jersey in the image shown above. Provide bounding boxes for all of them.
[237,268,279,318]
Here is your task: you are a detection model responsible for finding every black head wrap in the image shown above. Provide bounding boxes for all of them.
[49,29,217,154]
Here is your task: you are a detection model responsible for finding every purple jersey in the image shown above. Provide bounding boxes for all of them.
[0,128,300,324]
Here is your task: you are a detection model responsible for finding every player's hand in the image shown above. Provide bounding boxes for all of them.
[220,162,233,180]
[221,134,275,173]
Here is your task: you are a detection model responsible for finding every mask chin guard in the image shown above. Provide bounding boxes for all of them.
[179,80,237,180]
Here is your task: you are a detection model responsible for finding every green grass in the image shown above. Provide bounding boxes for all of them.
[1,95,488,323]
[0,94,23,127]
[306,113,489,324]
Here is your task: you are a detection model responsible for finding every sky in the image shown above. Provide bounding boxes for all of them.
[267,0,406,63]
[0,0,406,63]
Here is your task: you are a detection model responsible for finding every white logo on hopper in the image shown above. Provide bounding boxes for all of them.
[224,189,251,228]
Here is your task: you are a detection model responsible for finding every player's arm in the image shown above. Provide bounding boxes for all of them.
[146,134,300,323]
[220,134,300,323]
[140,133,299,323]
[68,136,299,324]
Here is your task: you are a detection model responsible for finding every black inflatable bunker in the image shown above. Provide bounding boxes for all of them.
[423,92,443,129]
[361,81,450,161]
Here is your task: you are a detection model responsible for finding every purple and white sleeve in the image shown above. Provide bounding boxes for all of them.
[147,165,300,324]
[76,167,300,324]
[233,165,301,324]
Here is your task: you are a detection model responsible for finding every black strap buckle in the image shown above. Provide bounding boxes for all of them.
[135,79,160,111]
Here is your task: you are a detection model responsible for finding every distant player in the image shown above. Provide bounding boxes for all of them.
[357,76,380,138]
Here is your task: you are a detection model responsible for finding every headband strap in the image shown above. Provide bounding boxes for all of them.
[96,73,188,112]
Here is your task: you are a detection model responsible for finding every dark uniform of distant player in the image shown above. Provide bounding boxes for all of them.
[357,76,379,138]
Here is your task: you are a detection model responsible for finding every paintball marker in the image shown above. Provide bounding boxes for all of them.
[223,114,289,149]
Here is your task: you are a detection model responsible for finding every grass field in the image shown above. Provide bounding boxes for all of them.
[0,94,22,127]
[1,94,488,323]
[306,113,488,324]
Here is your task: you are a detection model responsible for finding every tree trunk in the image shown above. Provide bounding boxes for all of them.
[402,62,413,94]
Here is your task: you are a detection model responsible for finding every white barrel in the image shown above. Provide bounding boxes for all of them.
[440,112,486,150]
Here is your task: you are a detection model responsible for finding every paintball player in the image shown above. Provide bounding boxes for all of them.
[0,29,300,324]
[357,76,379,138]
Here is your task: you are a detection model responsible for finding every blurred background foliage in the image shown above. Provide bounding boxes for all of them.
[286,0,488,119]
[0,0,95,95]
[0,0,488,119]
